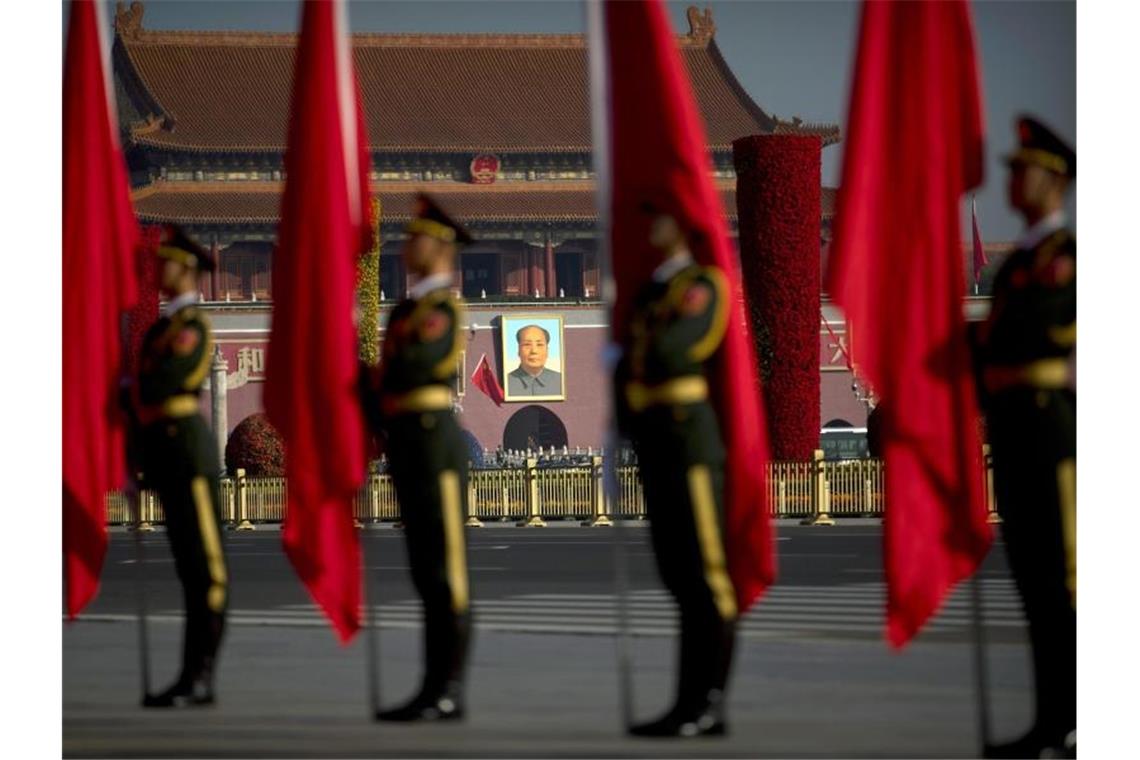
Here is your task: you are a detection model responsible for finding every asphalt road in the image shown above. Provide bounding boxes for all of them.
[64,522,1035,757]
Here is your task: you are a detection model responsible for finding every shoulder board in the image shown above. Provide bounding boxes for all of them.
[696,264,728,287]
[1037,229,1074,258]
[663,265,702,309]
[169,305,199,325]
[419,288,453,306]
[410,292,460,338]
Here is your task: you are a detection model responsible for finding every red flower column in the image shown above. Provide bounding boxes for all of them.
[125,225,163,377]
[733,135,821,461]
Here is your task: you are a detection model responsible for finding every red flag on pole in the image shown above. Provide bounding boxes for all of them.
[826,0,993,647]
[264,0,373,642]
[605,0,773,611]
[470,353,505,407]
[972,197,989,289]
[62,0,140,618]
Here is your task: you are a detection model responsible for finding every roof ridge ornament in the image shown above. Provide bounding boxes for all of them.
[686,5,716,44]
[115,1,145,40]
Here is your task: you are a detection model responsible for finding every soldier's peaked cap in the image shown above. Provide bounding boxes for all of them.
[405,193,473,246]
[156,224,215,272]
[637,192,708,243]
[1004,115,1075,179]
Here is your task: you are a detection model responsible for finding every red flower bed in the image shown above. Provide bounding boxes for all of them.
[225,413,285,477]
[733,135,821,460]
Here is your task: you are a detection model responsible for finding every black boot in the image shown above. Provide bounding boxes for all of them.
[628,615,728,738]
[142,660,215,708]
[376,612,469,723]
[984,727,1076,759]
[374,679,464,722]
[627,692,726,738]
[144,612,220,709]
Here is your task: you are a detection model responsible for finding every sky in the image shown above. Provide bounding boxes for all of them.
[88,0,1076,242]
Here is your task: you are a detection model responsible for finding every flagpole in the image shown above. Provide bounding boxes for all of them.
[361,526,383,717]
[972,195,981,296]
[585,0,634,731]
[131,486,153,702]
[121,315,152,703]
[970,573,993,753]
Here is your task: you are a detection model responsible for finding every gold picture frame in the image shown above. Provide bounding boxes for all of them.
[500,314,566,402]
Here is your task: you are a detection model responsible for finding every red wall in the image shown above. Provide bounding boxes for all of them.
[199,301,958,455]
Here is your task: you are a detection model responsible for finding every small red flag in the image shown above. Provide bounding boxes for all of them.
[826,0,993,647]
[972,197,989,287]
[470,353,505,407]
[264,0,373,642]
[62,0,140,618]
[605,0,773,611]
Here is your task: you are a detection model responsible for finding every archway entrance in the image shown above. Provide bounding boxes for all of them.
[502,405,568,451]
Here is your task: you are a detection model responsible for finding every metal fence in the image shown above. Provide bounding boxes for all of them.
[104,448,999,527]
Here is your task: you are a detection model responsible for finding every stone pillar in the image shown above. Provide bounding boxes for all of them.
[733,135,821,460]
[544,233,557,298]
[528,246,542,296]
[210,346,229,474]
[210,237,221,301]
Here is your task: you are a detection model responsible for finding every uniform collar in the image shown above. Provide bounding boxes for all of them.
[652,252,694,283]
[161,290,199,317]
[409,272,453,300]
[1016,209,1067,251]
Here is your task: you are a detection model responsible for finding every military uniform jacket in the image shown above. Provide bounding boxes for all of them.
[364,285,464,427]
[134,302,217,483]
[138,303,213,410]
[616,261,730,436]
[973,225,1076,401]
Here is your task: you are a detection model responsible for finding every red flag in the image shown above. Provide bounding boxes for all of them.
[972,197,989,287]
[264,0,372,642]
[470,353,505,407]
[62,0,140,618]
[605,0,773,611]
[826,0,993,647]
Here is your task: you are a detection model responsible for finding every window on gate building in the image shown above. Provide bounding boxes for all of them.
[460,252,501,298]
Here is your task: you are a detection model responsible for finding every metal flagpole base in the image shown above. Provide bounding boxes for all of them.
[465,516,485,528]
[801,514,835,526]
[519,515,548,528]
[586,514,614,527]
[136,521,156,533]
[986,512,1003,525]
[235,519,256,531]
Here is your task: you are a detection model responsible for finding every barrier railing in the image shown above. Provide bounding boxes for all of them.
[103,449,1000,526]
[823,458,885,517]
[470,467,528,521]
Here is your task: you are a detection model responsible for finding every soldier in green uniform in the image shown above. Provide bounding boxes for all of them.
[128,225,228,708]
[615,205,736,738]
[361,194,473,722]
[972,116,1076,759]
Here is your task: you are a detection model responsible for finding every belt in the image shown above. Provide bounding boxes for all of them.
[381,385,454,416]
[139,394,200,425]
[624,376,709,413]
[983,358,1070,393]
